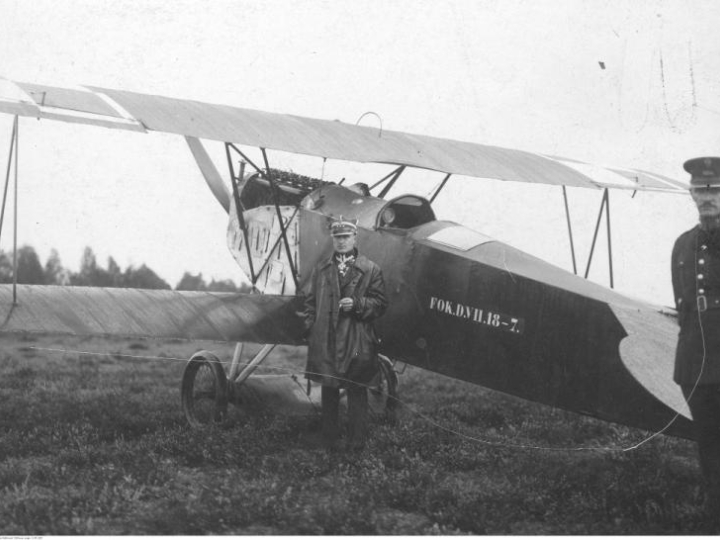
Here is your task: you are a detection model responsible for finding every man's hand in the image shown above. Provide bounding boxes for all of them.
[339,297,354,312]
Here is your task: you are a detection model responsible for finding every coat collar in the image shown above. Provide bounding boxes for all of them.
[319,253,371,273]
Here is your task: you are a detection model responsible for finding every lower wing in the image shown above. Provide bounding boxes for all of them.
[0,285,305,344]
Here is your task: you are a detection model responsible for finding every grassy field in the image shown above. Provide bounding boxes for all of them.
[0,333,710,534]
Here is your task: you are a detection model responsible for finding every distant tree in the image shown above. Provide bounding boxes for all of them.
[16,245,45,284]
[44,248,71,285]
[207,278,238,292]
[124,264,171,290]
[72,247,102,286]
[0,246,48,284]
[79,246,97,279]
[0,245,178,289]
[176,272,207,291]
[106,256,124,287]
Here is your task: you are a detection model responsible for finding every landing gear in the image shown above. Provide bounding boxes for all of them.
[368,354,399,420]
[180,351,228,428]
[180,344,400,428]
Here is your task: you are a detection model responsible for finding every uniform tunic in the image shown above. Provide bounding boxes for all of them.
[672,224,720,521]
[672,225,720,384]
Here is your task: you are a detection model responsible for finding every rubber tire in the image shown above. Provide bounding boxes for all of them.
[181,351,228,428]
[368,354,399,420]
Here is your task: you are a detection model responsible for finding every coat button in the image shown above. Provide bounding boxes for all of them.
[699,259,706,265]
[699,288,706,294]
[698,274,705,280]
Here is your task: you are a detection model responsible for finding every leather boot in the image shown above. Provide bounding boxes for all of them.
[347,384,368,450]
[321,386,341,448]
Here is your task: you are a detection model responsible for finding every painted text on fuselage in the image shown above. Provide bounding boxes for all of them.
[429,296,524,335]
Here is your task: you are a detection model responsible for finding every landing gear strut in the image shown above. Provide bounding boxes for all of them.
[369,355,399,420]
[180,345,400,427]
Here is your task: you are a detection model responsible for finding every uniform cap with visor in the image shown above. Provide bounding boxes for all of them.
[329,216,358,237]
[684,156,720,188]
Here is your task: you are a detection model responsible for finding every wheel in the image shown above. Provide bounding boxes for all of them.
[181,351,228,428]
[368,354,399,420]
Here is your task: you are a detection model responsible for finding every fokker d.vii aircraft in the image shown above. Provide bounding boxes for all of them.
[0,78,694,439]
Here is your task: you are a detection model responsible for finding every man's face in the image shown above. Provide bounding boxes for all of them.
[691,185,720,219]
[332,233,357,254]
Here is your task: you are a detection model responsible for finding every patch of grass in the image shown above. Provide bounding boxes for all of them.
[0,334,711,534]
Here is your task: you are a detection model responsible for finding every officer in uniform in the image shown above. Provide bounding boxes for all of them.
[302,217,387,450]
[672,156,720,522]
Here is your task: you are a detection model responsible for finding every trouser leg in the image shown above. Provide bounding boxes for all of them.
[682,385,720,516]
[321,386,341,442]
[347,383,368,449]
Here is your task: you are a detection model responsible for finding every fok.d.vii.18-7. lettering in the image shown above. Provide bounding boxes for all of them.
[429,296,524,335]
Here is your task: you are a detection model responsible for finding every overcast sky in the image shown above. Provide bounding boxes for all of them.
[0,0,718,304]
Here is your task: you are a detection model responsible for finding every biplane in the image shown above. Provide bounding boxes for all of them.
[0,78,694,439]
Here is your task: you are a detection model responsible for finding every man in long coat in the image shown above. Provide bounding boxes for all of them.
[302,217,387,449]
[672,156,720,528]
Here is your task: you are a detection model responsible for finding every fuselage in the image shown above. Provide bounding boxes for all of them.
[237,181,692,438]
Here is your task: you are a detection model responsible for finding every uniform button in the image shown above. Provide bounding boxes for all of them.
[699,289,706,294]
[698,274,705,280]
[701,245,708,250]
[699,259,706,265]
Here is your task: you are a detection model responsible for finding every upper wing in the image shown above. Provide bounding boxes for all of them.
[0,284,305,345]
[0,78,686,193]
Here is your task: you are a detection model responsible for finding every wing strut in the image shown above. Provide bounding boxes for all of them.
[606,190,614,289]
[224,146,256,284]
[378,165,406,199]
[429,173,452,203]
[562,187,615,288]
[561,186,578,275]
[0,116,19,304]
[261,148,300,290]
[583,188,615,288]
[185,136,230,212]
[226,143,265,177]
[369,165,404,192]
[252,206,300,281]
[223,143,300,291]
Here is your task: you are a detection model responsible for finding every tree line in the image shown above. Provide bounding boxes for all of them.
[0,245,249,292]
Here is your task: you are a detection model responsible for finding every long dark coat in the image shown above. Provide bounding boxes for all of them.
[302,253,387,388]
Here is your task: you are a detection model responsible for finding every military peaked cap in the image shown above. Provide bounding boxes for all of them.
[684,156,720,187]
[329,216,358,236]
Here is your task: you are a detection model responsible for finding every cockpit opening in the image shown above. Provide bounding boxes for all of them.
[377,195,436,229]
